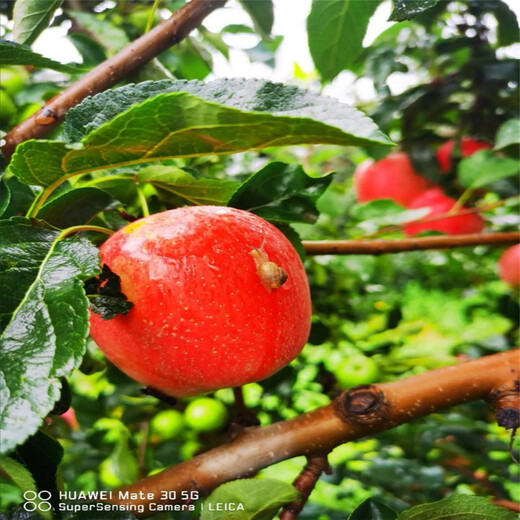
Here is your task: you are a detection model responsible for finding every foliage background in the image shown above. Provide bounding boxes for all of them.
[0,0,519,519]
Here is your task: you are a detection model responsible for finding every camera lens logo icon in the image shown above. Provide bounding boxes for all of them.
[23,491,52,512]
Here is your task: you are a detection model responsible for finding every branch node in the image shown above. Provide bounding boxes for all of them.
[334,385,390,425]
[488,380,520,431]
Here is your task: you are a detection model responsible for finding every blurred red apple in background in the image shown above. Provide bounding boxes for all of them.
[498,244,520,286]
[436,137,492,173]
[354,152,434,207]
[404,188,485,236]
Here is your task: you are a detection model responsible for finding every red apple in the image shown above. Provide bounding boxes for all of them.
[436,137,492,173]
[404,188,485,236]
[498,244,520,286]
[353,152,434,207]
[89,207,312,397]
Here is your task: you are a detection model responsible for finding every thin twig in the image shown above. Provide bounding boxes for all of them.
[303,231,520,255]
[279,455,331,520]
[1,0,227,161]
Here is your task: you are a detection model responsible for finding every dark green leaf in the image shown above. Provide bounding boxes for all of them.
[459,150,519,188]
[307,0,380,81]
[1,177,37,219]
[12,0,62,47]
[238,0,274,37]
[136,165,238,206]
[494,119,520,150]
[200,478,299,520]
[66,511,138,520]
[10,83,390,189]
[493,1,520,47]
[0,219,99,454]
[12,431,63,511]
[397,495,517,520]
[37,187,115,228]
[228,162,332,224]
[349,498,398,520]
[0,40,84,72]
[389,0,439,21]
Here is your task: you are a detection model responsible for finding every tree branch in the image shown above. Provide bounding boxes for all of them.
[110,349,519,517]
[1,0,227,161]
[303,232,520,255]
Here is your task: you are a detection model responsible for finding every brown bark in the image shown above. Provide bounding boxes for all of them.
[1,0,227,161]
[279,455,331,520]
[303,232,520,255]
[110,349,520,517]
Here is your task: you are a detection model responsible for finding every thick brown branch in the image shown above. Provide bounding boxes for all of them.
[279,455,331,520]
[110,349,519,517]
[303,232,520,255]
[1,0,227,161]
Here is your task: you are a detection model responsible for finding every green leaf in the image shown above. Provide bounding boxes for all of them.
[349,498,398,520]
[62,79,391,144]
[0,219,99,454]
[494,119,520,150]
[459,150,519,189]
[0,455,38,494]
[0,40,84,72]
[69,11,130,54]
[136,165,238,206]
[12,431,63,511]
[307,0,380,81]
[351,199,430,225]
[397,495,517,520]
[0,176,11,217]
[200,478,299,520]
[228,162,331,224]
[238,0,274,37]
[13,0,63,47]
[38,187,115,228]
[10,83,391,189]
[389,0,439,21]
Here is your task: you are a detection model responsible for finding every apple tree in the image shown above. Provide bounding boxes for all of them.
[0,0,519,519]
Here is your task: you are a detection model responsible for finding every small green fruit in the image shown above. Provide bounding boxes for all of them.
[0,89,16,122]
[0,67,28,96]
[184,397,228,432]
[149,409,184,441]
[334,355,379,389]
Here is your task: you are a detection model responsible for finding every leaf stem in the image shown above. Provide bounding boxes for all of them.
[137,185,150,217]
[57,225,115,240]
[145,0,161,33]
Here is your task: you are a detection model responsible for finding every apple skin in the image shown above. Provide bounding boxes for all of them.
[498,245,520,286]
[436,137,491,173]
[89,206,312,397]
[404,188,485,236]
[353,152,434,207]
